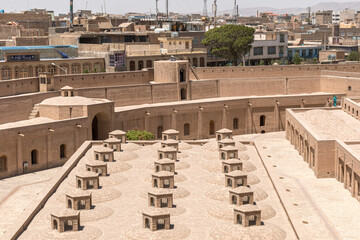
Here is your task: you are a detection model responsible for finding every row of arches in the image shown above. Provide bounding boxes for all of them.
[0,62,103,80]
[128,57,205,72]
[28,144,67,166]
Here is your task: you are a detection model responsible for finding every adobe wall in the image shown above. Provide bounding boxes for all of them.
[321,70,360,96]
[0,91,59,124]
[0,77,39,97]
[53,70,150,90]
[0,117,89,179]
[115,93,341,141]
[192,63,360,80]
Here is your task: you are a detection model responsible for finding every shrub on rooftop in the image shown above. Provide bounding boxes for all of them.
[126,130,155,141]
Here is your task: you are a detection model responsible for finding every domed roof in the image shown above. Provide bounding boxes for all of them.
[40,96,96,106]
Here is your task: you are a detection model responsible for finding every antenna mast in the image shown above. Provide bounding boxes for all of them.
[203,0,208,16]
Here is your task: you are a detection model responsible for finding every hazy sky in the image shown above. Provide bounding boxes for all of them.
[0,0,354,14]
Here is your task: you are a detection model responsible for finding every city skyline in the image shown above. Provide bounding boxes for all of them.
[0,0,357,15]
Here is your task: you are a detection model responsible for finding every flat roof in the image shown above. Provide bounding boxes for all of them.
[0,45,78,51]
[294,109,360,141]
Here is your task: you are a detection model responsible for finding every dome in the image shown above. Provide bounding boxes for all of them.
[40,96,96,106]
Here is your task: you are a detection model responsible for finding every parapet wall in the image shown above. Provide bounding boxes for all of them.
[320,70,360,96]
[192,63,360,80]
[0,77,39,97]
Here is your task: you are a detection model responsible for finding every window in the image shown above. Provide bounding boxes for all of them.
[179,69,185,82]
[125,36,136,42]
[129,61,135,71]
[31,150,38,165]
[185,41,190,49]
[47,65,56,74]
[200,57,205,67]
[59,64,69,75]
[83,63,92,73]
[146,60,152,68]
[1,67,11,80]
[109,55,115,66]
[138,60,144,70]
[161,198,168,207]
[232,195,237,205]
[157,219,165,230]
[192,58,198,67]
[279,46,284,55]
[260,115,266,127]
[71,63,80,74]
[268,46,276,55]
[227,178,232,187]
[94,63,102,73]
[145,218,150,229]
[157,126,163,139]
[184,123,190,136]
[233,118,239,130]
[60,144,66,159]
[209,121,215,135]
[0,156,7,172]
[253,47,263,56]
[280,34,285,43]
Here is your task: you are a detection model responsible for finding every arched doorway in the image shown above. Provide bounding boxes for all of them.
[130,61,135,71]
[53,219,58,230]
[138,60,144,70]
[150,197,155,206]
[227,178,232,187]
[232,196,237,205]
[209,120,215,135]
[92,112,110,140]
[145,218,150,229]
[181,88,187,100]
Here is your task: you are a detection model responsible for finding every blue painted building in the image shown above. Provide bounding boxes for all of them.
[288,45,322,60]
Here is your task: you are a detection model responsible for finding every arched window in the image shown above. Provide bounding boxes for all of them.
[0,156,7,172]
[260,115,266,127]
[249,215,257,226]
[237,178,243,187]
[179,69,185,82]
[93,62,102,72]
[145,218,150,229]
[83,62,92,73]
[236,214,242,224]
[146,60,152,68]
[71,63,80,74]
[77,179,82,188]
[156,166,160,172]
[184,123,190,136]
[224,166,228,173]
[1,67,11,80]
[232,195,237,205]
[31,150,38,165]
[243,196,249,204]
[192,58,198,67]
[221,152,226,160]
[181,88,187,100]
[157,219,165,230]
[60,144,66,159]
[67,199,72,209]
[130,61,136,71]
[227,178,232,187]
[53,219,58,230]
[233,118,239,130]
[27,66,33,77]
[47,64,56,74]
[161,198,168,207]
[138,60,144,70]
[163,179,170,188]
[154,179,158,187]
[35,65,45,76]
[150,197,155,206]
[59,64,69,75]
[200,57,205,67]
[157,126,163,139]
[209,120,215,135]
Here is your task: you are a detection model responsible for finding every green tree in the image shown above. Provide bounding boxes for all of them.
[259,60,265,65]
[126,130,155,141]
[202,25,255,66]
[347,51,360,61]
[293,53,303,65]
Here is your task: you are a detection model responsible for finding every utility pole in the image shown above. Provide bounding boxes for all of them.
[203,0,208,16]
[103,0,107,15]
[213,0,217,28]
[232,0,237,18]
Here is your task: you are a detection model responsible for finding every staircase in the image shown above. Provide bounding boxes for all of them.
[28,104,40,119]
